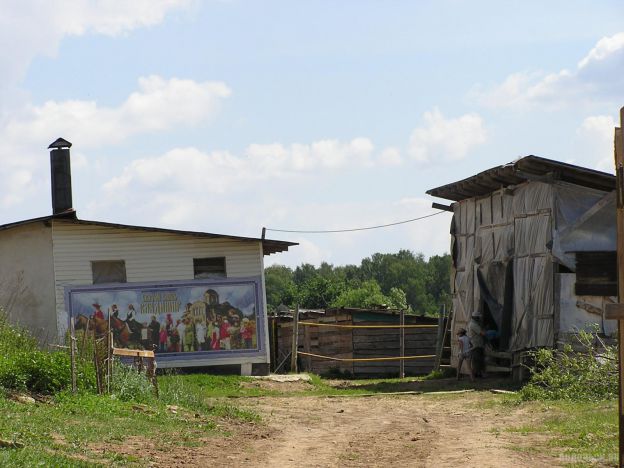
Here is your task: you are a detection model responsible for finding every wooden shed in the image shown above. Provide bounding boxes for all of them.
[271,308,439,378]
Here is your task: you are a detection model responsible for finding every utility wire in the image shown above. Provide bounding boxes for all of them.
[264,210,446,234]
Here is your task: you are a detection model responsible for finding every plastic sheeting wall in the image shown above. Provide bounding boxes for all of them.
[450,180,614,357]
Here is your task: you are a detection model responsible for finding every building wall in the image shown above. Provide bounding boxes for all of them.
[450,181,613,369]
[0,222,57,343]
[558,273,617,338]
[450,181,556,365]
[51,220,268,367]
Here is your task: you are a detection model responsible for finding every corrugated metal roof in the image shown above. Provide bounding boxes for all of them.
[426,155,616,202]
[0,211,296,256]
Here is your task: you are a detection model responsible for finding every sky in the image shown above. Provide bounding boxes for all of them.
[0,1,622,268]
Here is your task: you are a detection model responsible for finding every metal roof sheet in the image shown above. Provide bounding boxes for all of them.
[426,155,615,202]
[0,212,296,256]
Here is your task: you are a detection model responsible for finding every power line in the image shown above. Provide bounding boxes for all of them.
[264,210,447,234]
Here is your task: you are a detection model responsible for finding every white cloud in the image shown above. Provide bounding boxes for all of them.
[103,137,377,198]
[1,170,34,208]
[90,159,453,267]
[4,76,230,149]
[475,32,624,109]
[0,75,229,210]
[0,1,193,92]
[573,114,617,172]
[408,108,486,163]
[379,147,402,166]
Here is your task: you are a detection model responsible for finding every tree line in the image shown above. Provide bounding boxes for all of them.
[265,250,451,315]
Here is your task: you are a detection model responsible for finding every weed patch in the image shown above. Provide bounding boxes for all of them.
[507,400,617,464]
[519,328,617,402]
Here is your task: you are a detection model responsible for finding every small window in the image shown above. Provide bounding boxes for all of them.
[91,260,127,284]
[194,257,226,279]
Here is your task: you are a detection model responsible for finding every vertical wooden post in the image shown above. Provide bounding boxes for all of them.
[290,305,299,373]
[81,318,90,356]
[399,309,405,379]
[434,303,445,371]
[303,317,312,372]
[107,311,112,394]
[614,107,624,467]
[69,317,77,394]
[93,331,102,394]
[269,316,276,372]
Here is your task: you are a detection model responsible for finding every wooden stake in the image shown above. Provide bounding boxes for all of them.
[69,317,77,394]
[81,318,90,356]
[399,310,405,379]
[290,305,299,373]
[434,304,445,371]
[303,316,312,372]
[107,310,112,394]
[615,107,624,467]
[93,330,102,394]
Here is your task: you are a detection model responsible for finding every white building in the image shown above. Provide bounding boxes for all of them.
[0,138,295,374]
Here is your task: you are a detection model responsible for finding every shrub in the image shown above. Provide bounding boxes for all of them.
[0,310,95,394]
[519,328,617,401]
[110,360,155,402]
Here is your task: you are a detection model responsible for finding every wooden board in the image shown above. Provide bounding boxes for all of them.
[113,348,155,358]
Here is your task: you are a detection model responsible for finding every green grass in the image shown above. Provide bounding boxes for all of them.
[0,388,257,467]
[507,399,617,467]
[2,369,618,467]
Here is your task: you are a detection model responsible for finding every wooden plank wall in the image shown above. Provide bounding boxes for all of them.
[352,319,437,378]
[276,313,353,375]
[274,310,438,377]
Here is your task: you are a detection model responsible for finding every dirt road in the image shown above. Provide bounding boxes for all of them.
[234,392,558,468]
[109,382,563,467]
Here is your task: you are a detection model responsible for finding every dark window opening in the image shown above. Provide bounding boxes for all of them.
[194,257,226,279]
[92,260,127,284]
[575,251,616,296]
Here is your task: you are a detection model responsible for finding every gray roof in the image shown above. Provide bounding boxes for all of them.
[0,211,296,256]
[426,155,615,202]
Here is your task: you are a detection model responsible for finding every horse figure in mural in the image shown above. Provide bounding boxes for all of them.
[74,314,108,337]
[74,313,137,348]
[109,315,130,347]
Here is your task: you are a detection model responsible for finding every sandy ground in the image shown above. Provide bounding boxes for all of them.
[98,382,565,468]
[235,392,559,468]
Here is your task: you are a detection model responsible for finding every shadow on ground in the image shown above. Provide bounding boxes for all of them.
[328,376,520,394]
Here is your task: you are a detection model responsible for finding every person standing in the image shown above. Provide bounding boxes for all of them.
[176,319,186,352]
[220,317,231,350]
[195,318,206,351]
[241,318,254,349]
[92,303,105,320]
[467,312,486,379]
[456,328,472,381]
[148,316,160,349]
[184,316,195,352]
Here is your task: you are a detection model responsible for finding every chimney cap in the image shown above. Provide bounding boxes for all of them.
[48,138,72,149]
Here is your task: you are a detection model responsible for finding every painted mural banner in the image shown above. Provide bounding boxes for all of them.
[65,277,265,362]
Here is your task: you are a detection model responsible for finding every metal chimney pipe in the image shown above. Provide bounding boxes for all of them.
[48,138,73,215]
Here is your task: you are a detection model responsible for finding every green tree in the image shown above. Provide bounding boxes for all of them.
[332,280,390,309]
[264,265,296,311]
[297,275,345,309]
[265,249,451,315]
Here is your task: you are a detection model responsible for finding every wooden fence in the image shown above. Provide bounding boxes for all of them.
[270,308,439,378]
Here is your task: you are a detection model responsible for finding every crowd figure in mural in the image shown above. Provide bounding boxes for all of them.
[74,289,257,353]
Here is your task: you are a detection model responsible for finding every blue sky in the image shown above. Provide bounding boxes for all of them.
[0,1,622,266]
